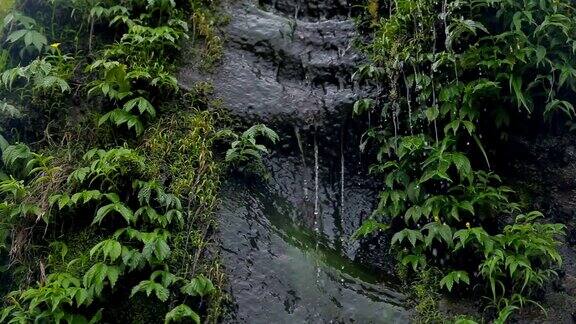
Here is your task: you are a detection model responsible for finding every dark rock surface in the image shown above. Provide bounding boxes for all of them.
[180,0,576,321]
[257,0,363,21]
[179,0,369,127]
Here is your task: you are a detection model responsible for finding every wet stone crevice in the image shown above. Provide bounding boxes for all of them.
[179,0,410,322]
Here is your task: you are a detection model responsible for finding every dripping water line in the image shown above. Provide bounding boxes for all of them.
[294,126,309,201]
[294,0,301,20]
[340,124,345,224]
[340,123,346,246]
[314,127,320,223]
[347,0,352,18]
[402,69,413,135]
[313,122,322,284]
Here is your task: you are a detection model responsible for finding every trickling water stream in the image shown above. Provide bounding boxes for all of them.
[180,0,410,321]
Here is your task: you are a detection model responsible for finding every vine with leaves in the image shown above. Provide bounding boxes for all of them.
[353,0,574,321]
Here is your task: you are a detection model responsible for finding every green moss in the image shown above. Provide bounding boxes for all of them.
[182,0,231,71]
[0,0,15,20]
[48,227,102,277]
[143,108,226,322]
[410,268,446,324]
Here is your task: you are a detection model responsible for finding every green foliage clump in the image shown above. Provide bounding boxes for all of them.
[143,109,228,321]
[188,0,227,70]
[85,1,190,136]
[0,0,230,323]
[411,268,446,323]
[353,0,572,320]
[0,140,217,323]
[223,124,279,175]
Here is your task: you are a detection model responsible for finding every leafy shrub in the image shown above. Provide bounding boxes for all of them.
[353,0,571,320]
[3,12,47,54]
[0,0,227,322]
[0,141,216,323]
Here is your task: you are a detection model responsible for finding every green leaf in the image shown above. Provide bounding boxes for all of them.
[544,99,574,119]
[351,219,389,239]
[509,75,530,112]
[140,230,171,261]
[391,229,423,247]
[93,202,133,225]
[99,109,144,136]
[123,97,156,117]
[401,254,426,271]
[425,106,439,121]
[165,304,200,324]
[423,222,453,247]
[473,135,491,170]
[535,46,546,65]
[181,275,215,297]
[130,280,170,302]
[353,98,375,115]
[83,263,121,295]
[404,206,423,224]
[440,271,470,292]
[6,29,27,43]
[90,239,122,262]
[450,153,472,177]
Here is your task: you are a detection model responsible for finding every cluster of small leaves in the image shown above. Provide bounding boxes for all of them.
[0,11,72,107]
[222,124,279,174]
[188,0,226,70]
[353,0,570,320]
[3,12,47,54]
[0,138,62,227]
[86,0,189,136]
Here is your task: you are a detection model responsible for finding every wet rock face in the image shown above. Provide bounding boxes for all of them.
[180,1,411,322]
[217,151,410,323]
[258,0,363,21]
[178,0,369,127]
[504,135,576,247]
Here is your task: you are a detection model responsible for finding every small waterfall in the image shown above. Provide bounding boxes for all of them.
[294,0,301,19]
